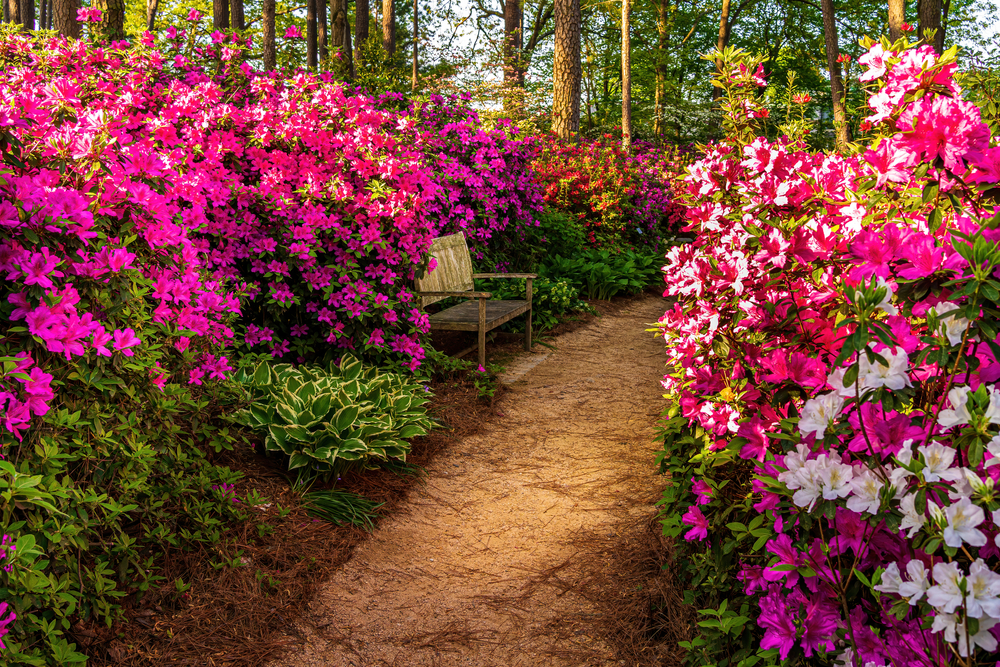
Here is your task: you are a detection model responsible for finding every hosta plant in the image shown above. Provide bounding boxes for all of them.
[234,355,433,479]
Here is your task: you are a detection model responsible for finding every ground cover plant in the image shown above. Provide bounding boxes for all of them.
[656,40,1000,667]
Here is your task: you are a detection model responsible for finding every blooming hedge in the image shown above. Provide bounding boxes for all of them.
[657,42,1000,666]
[531,134,688,250]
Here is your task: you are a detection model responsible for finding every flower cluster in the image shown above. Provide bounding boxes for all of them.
[530,134,688,249]
[657,40,1000,666]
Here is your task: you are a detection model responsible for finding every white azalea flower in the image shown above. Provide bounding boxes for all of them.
[927,562,965,613]
[932,613,999,657]
[943,497,987,548]
[855,277,897,315]
[917,442,962,482]
[873,562,902,594]
[938,386,973,429]
[859,346,911,391]
[899,493,926,537]
[985,435,1000,468]
[827,367,860,398]
[896,441,914,466]
[798,392,845,439]
[898,559,930,604]
[937,305,971,346]
[966,559,1000,619]
[847,469,883,515]
[819,455,854,501]
[987,385,1000,425]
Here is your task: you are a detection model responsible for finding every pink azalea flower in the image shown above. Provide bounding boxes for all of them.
[113,328,141,356]
[681,505,709,541]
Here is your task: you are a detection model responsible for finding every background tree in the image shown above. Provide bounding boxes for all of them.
[54,0,79,36]
[231,0,244,31]
[308,0,317,69]
[383,0,395,55]
[95,0,126,39]
[888,0,904,40]
[213,0,229,29]
[919,0,943,52]
[20,0,33,29]
[263,0,276,69]
[621,0,631,149]
[355,0,369,65]
[552,0,581,138]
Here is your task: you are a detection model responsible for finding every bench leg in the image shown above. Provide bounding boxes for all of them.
[478,297,487,368]
[524,306,532,351]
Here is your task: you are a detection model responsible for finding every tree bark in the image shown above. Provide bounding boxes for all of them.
[331,0,349,76]
[355,0,368,65]
[146,0,159,31]
[53,0,77,36]
[344,7,354,78]
[39,0,46,32]
[382,0,395,56]
[20,0,33,30]
[503,0,523,113]
[263,0,276,70]
[552,0,581,139]
[411,0,417,89]
[821,0,849,150]
[654,0,669,135]
[7,0,20,26]
[621,0,631,150]
[231,0,244,31]
[307,0,317,69]
[887,0,904,41]
[212,0,229,29]
[3,0,8,23]
[94,0,125,40]
[918,0,942,52]
[318,0,327,63]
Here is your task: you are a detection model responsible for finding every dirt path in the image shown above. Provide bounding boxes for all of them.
[274,295,673,667]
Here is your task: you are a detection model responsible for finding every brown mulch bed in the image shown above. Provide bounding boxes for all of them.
[81,378,503,667]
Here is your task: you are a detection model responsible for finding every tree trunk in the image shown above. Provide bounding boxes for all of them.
[3,0,8,23]
[318,0,327,64]
[307,0,317,69]
[918,0,942,52]
[331,0,349,76]
[94,0,125,40]
[53,0,77,35]
[7,0,20,26]
[382,0,395,56]
[263,0,276,70]
[355,0,368,65]
[146,0,159,31]
[411,0,417,89]
[711,0,732,106]
[39,0,46,32]
[503,0,523,113]
[344,8,354,78]
[231,0,244,31]
[622,0,631,150]
[212,0,228,29]
[654,0,668,135]
[20,0,33,30]
[887,0,904,41]
[821,0,849,150]
[552,0,581,139]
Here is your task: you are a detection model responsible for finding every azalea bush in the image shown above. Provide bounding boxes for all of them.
[0,34,251,664]
[531,134,687,250]
[657,41,1000,666]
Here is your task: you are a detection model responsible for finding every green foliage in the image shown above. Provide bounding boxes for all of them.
[419,349,503,401]
[474,277,593,333]
[539,248,665,300]
[302,489,383,531]
[0,383,249,667]
[233,354,433,480]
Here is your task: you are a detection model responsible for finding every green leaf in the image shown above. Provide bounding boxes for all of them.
[333,405,360,432]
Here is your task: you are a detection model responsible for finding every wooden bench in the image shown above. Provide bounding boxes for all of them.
[415,232,534,367]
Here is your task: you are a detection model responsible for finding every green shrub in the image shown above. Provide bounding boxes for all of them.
[539,248,665,300]
[233,355,434,480]
[473,277,593,332]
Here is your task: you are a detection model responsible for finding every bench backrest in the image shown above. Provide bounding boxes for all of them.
[415,232,474,307]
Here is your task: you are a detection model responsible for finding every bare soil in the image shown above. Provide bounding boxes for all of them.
[270,294,689,667]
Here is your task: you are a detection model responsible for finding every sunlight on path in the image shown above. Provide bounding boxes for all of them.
[272,295,669,667]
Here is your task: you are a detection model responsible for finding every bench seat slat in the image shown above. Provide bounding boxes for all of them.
[428,300,530,331]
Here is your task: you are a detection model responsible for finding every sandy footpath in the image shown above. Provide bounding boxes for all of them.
[272,295,671,667]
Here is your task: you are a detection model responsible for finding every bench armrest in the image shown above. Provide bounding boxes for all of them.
[472,273,538,279]
[418,290,493,299]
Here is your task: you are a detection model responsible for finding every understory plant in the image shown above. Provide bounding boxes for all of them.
[540,248,666,300]
[657,40,1000,667]
[234,354,433,480]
